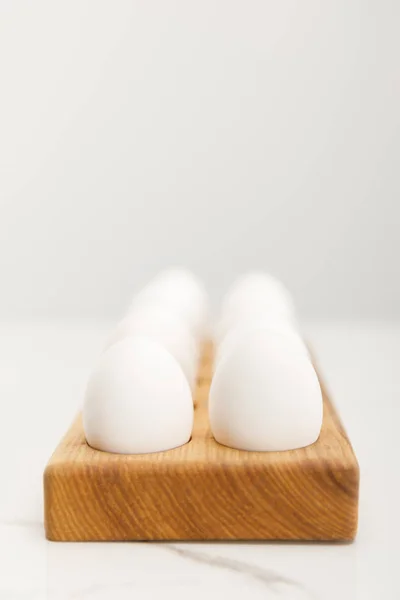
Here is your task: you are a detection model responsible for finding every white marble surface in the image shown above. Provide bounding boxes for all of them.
[0,321,399,599]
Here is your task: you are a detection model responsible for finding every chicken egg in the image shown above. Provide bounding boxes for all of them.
[83,337,194,454]
[131,268,208,339]
[209,330,323,452]
[214,319,309,370]
[105,304,198,389]
[218,272,295,341]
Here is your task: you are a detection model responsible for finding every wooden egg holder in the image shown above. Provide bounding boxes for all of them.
[44,342,359,541]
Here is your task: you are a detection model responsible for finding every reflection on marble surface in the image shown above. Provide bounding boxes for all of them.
[0,322,399,599]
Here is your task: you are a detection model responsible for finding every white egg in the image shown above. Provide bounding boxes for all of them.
[219,272,295,340]
[209,330,323,452]
[131,268,208,339]
[105,305,198,389]
[83,337,194,454]
[214,318,309,370]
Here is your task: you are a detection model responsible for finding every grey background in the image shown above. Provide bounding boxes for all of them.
[1,1,398,320]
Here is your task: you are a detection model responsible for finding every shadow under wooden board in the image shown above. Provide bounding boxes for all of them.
[44,342,359,541]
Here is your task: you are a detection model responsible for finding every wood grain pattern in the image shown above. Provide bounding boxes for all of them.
[44,342,359,541]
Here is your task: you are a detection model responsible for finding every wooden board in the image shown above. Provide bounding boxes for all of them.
[44,342,359,541]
